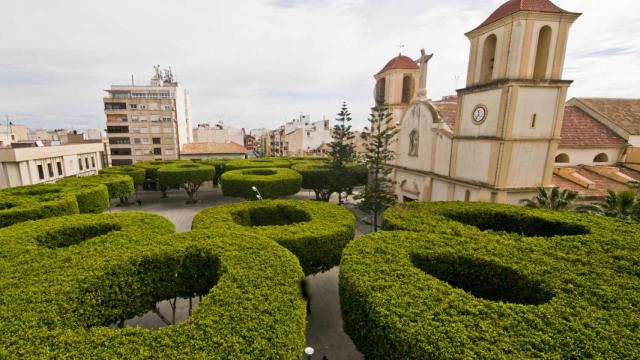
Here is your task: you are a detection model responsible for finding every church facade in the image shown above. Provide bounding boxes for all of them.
[377,0,640,204]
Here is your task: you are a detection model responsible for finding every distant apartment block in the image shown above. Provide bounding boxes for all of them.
[193,123,245,145]
[0,141,107,188]
[104,66,192,166]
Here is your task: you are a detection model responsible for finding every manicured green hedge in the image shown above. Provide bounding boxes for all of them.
[134,160,190,180]
[197,158,229,185]
[340,202,640,359]
[0,185,79,228]
[99,166,146,187]
[192,200,356,274]
[0,212,307,358]
[220,168,302,199]
[157,162,216,188]
[224,158,291,171]
[57,174,134,209]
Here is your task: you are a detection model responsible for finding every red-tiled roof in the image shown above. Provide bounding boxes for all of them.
[431,96,458,130]
[573,98,640,136]
[560,105,626,147]
[475,0,571,30]
[376,55,418,76]
[552,166,638,199]
[181,141,247,155]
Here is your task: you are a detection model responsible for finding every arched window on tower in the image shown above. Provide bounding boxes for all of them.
[401,75,415,104]
[533,26,552,79]
[555,153,570,164]
[480,34,497,83]
[375,78,386,105]
[593,153,609,163]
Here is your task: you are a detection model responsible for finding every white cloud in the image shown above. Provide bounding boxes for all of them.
[0,0,638,131]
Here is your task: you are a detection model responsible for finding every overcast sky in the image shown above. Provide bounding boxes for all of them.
[0,0,638,132]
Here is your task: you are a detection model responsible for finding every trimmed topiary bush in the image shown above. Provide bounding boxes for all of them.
[0,185,79,228]
[157,162,215,203]
[340,202,640,359]
[292,162,367,201]
[0,212,307,358]
[224,158,291,171]
[197,158,229,185]
[57,174,134,210]
[220,168,302,199]
[192,200,356,274]
[99,166,146,188]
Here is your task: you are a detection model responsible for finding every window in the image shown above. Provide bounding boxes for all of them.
[56,162,63,176]
[464,190,471,202]
[533,26,552,79]
[85,158,89,169]
[47,163,54,177]
[106,126,129,133]
[78,159,83,171]
[109,137,130,145]
[129,104,138,110]
[105,103,126,110]
[91,157,95,168]
[162,116,173,122]
[162,104,172,111]
[401,75,415,104]
[375,78,386,105]
[133,138,141,144]
[139,104,147,110]
[112,159,133,166]
[555,153,570,164]
[37,165,45,180]
[594,153,609,163]
[153,148,162,155]
[152,137,161,144]
[480,34,497,83]
[531,114,537,128]
[111,148,132,156]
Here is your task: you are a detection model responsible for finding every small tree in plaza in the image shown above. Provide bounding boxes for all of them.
[157,163,215,204]
[355,103,399,231]
[329,102,356,204]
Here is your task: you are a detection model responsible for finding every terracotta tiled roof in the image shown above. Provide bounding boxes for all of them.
[552,166,639,199]
[181,141,247,155]
[376,55,418,76]
[475,0,571,29]
[431,96,459,130]
[560,105,626,147]
[573,98,640,136]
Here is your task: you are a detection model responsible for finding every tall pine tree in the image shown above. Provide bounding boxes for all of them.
[355,103,399,231]
[329,102,356,204]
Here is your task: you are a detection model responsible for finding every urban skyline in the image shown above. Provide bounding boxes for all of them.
[1,0,639,132]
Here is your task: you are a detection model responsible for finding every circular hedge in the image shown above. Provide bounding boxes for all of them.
[133,160,191,180]
[0,185,79,228]
[0,213,307,358]
[99,166,146,187]
[224,158,291,171]
[340,202,640,359]
[157,162,216,188]
[192,199,356,274]
[197,158,229,185]
[220,168,302,199]
[57,174,134,202]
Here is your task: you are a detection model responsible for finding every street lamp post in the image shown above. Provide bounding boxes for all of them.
[304,347,314,359]
[251,186,263,200]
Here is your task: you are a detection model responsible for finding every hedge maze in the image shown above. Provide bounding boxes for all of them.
[220,168,302,199]
[340,202,640,359]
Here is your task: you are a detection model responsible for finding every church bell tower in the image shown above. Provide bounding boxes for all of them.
[373,54,420,126]
[451,0,580,202]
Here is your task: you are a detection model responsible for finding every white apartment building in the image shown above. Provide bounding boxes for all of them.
[104,66,192,165]
[283,115,332,156]
[0,142,107,188]
[193,123,245,145]
[0,124,30,147]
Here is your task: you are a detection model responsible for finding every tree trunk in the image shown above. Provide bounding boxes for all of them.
[373,212,378,232]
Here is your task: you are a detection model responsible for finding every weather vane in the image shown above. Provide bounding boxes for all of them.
[398,44,405,55]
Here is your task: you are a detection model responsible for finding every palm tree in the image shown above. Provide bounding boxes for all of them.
[519,186,579,211]
[574,189,639,220]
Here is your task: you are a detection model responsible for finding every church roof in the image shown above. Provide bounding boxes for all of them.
[475,0,572,30]
[376,55,418,76]
[560,106,626,147]
[572,98,640,136]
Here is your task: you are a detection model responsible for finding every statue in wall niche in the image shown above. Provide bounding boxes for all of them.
[409,129,419,157]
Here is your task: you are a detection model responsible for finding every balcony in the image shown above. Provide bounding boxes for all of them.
[107,126,130,134]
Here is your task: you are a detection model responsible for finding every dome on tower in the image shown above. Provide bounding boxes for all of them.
[376,55,418,76]
[475,0,576,30]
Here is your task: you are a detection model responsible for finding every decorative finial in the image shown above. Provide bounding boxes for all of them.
[398,44,405,55]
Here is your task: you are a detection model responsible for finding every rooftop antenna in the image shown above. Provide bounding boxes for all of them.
[454,75,460,92]
[398,44,405,55]
[131,74,135,86]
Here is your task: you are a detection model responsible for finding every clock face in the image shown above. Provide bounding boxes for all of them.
[472,105,488,125]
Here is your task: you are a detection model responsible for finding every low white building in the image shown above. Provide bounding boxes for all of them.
[180,142,247,160]
[193,123,245,146]
[0,142,107,188]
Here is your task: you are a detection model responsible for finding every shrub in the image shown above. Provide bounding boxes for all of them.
[0,213,307,358]
[197,158,229,185]
[220,168,302,199]
[134,160,192,196]
[192,199,356,274]
[0,185,79,228]
[340,202,640,359]
[157,163,215,203]
[57,174,134,210]
[292,162,367,201]
[224,158,291,171]
[99,166,146,187]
